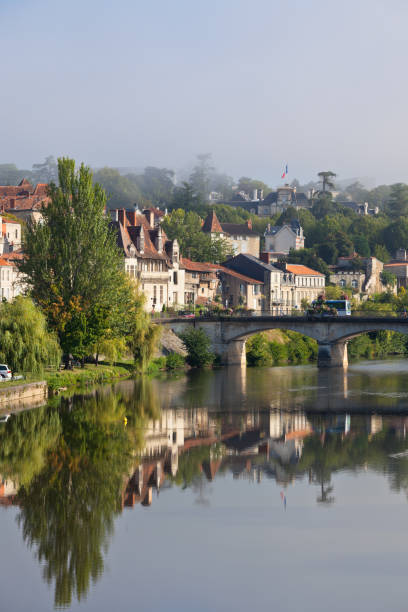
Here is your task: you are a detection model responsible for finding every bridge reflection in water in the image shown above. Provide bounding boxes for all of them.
[2,366,408,607]
[159,315,408,367]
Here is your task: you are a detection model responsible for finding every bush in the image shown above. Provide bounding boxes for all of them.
[179,329,215,368]
[166,352,185,370]
[246,333,273,367]
[269,341,288,365]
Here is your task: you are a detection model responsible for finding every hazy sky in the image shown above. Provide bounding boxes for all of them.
[1,0,407,186]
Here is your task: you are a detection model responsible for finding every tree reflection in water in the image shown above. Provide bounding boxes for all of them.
[5,376,408,608]
[11,383,159,609]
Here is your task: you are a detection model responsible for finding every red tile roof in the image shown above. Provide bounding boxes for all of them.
[202,210,223,233]
[285,264,324,276]
[180,257,215,272]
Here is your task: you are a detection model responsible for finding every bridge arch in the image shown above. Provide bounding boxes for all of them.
[159,316,408,369]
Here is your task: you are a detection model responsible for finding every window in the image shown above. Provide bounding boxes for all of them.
[153,285,157,304]
[340,279,346,287]
[173,271,178,285]
[201,288,205,293]
[15,230,18,239]
[192,273,197,279]
[160,285,163,303]
[351,279,358,288]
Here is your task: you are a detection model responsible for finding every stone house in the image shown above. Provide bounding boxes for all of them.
[180,258,219,306]
[0,251,24,300]
[112,208,185,311]
[222,253,283,313]
[264,219,305,257]
[257,186,310,217]
[217,266,264,311]
[202,210,260,257]
[276,263,325,311]
[329,255,384,295]
[0,179,48,223]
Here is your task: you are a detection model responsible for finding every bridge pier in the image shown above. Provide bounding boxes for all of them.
[224,339,247,367]
[317,341,348,368]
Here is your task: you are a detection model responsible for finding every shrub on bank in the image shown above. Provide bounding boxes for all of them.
[166,352,186,370]
[179,329,215,368]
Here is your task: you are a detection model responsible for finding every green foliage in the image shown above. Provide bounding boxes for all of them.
[246,333,273,366]
[165,352,185,370]
[246,331,317,367]
[380,270,396,287]
[17,392,132,608]
[19,158,139,363]
[162,208,233,263]
[127,289,161,372]
[285,248,330,277]
[179,328,215,368]
[93,167,143,208]
[0,297,61,373]
[385,183,408,218]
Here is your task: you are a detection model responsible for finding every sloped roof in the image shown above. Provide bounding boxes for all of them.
[202,210,223,233]
[180,257,215,272]
[285,264,324,276]
[220,222,259,237]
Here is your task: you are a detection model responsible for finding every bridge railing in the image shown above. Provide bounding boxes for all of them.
[154,309,408,322]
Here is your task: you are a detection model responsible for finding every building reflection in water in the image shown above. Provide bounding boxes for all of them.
[3,374,408,607]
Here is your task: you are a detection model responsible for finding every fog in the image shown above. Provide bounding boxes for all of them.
[1,0,407,186]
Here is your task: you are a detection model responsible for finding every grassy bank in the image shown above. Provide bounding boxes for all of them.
[45,363,133,391]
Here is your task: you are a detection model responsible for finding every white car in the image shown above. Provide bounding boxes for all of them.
[0,414,10,423]
[0,365,12,380]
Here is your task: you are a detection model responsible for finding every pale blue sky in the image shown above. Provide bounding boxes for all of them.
[1,0,407,185]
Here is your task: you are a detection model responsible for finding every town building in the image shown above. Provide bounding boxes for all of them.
[329,255,384,295]
[222,253,283,312]
[180,257,219,306]
[112,208,184,311]
[0,251,24,300]
[0,179,48,223]
[202,210,260,257]
[217,266,264,311]
[274,262,325,310]
[264,219,305,258]
[257,186,310,217]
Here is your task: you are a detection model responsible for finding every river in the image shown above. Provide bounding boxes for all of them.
[2,360,408,611]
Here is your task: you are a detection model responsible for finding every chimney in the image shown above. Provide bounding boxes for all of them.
[128,210,137,226]
[139,226,145,254]
[156,226,163,253]
[247,219,252,230]
[260,252,270,264]
[118,209,126,226]
[150,209,155,227]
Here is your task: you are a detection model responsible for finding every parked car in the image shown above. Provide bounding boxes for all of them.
[0,414,10,423]
[0,365,12,380]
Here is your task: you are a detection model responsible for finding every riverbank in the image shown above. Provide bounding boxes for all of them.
[45,363,133,391]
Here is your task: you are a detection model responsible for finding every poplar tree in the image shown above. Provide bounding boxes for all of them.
[18,158,137,363]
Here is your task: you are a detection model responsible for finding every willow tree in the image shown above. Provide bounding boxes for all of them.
[126,285,161,371]
[0,297,61,373]
[18,158,135,364]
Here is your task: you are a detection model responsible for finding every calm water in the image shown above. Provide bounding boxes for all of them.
[2,361,408,611]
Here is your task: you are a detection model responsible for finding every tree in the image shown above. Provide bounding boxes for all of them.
[380,270,396,287]
[126,166,174,205]
[0,297,61,374]
[126,286,161,371]
[382,218,408,254]
[93,167,143,209]
[385,183,408,218]
[18,158,135,364]
[189,154,214,200]
[0,163,33,185]
[179,328,215,367]
[162,208,233,263]
[353,234,371,258]
[32,155,58,184]
[237,176,271,198]
[317,170,337,193]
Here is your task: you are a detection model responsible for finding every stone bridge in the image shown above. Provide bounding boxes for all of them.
[156,315,408,368]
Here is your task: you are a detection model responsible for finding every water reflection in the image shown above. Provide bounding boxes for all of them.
[3,364,408,608]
